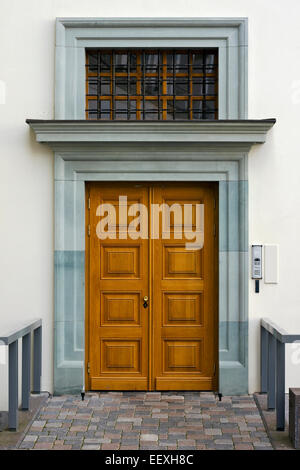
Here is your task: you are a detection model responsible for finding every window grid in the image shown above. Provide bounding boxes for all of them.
[85,49,218,121]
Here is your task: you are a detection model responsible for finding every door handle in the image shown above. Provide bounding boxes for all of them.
[143,296,149,308]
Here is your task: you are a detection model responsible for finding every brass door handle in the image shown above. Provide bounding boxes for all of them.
[143,296,149,308]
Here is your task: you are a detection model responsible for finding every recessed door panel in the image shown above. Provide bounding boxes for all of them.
[101,292,141,325]
[163,292,203,325]
[101,246,141,278]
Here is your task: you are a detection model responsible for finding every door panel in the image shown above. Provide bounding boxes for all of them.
[152,184,217,391]
[88,184,149,390]
[87,182,218,391]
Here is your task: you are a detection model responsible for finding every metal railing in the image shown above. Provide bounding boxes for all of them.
[261,318,300,431]
[0,319,42,430]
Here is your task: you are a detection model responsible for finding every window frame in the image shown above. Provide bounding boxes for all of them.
[85,48,219,121]
[55,18,248,120]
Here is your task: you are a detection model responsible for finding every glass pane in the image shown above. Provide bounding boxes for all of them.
[129,78,137,95]
[175,53,188,73]
[115,100,127,119]
[167,54,173,73]
[100,100,110,120]
[87,52,97,72]
[204,100,216,118]
[143,78,159,96]
[115,54,127,72]
[100,80,110,96]
[193,100,216,119]
[192,53,203,73]
[115,78,127,95]
[205,53,216,73]
[87,99,97,119]
[144,100,159,120]
[167,100,189,120]
[145,53,159,73]
[205,80,216,96]
[193,79,216,96]
[166,100,175,120]
[100,54,111,71]
[129,100,137,120]
[192,79,203,96]
[166,79,173,95]
[174,100,189,119]
[192,100,203,119]
[175,78,189,96]
[130,54,137,72]
[88,78,97,95]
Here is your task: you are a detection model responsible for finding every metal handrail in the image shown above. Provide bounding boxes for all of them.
[261,318,300,431]
[0,319,42,430]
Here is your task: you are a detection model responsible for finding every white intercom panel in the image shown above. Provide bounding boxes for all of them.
[264,245,278,283]
[252,245,262,279]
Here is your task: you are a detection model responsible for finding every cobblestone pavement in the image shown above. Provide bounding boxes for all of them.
[17,392,273,450]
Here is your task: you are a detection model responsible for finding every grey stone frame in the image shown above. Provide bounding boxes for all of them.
[28,119,276,396]
[55,17,248,119]
[27,18,276,396]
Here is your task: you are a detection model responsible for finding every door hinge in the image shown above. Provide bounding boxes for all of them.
[88,225,91,237]
[213,363,216,376]
[87,362,90,375]
[88,197,90,210]
[213,198,216,209]
[213,223,216,237]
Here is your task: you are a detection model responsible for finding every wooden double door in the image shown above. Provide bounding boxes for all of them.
[86,182,218,391]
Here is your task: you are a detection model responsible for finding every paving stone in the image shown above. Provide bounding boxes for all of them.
[71,443,83,450]
[159,440,177,446]
[84,438,111,444]
[101,443,120,449]
[31,420,46,428]
[140,433,158,441]
[34,443,54,450]
[140,444,160,449]
[204,428,222,436]
[53,444,73,450]
[253,441,272,448]
[23,435,38,442]
[17,392,271,451]
[120,445,139,449]
[207,443,234,450]
[117,417,142,424]
[69,425,88,432]
[45,422,62,428]
[214,439,233,445]
[37,436,56,443]
[19,442,35,449]
[82,445,101,450]
[178,439,196,446]
[235,443,254,450]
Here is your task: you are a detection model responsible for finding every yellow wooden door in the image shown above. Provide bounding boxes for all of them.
[152,184,218,390]
[86,182,218,391]
[87,183,149,390]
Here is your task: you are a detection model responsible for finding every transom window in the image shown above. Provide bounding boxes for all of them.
[85,49,218,120]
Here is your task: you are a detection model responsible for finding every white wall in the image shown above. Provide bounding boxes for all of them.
[1,0,300,406]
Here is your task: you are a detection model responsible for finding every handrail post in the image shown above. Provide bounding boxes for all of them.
[276,339,285,430]
[261,325,268,393]
[267,333,276,410]
[8,340,18,430]
[22,332,31,410]
[33,326,42,393]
